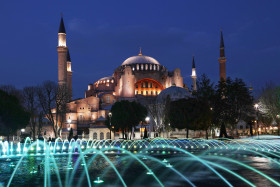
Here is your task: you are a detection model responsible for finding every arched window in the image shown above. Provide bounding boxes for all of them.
[145,64,148,70]
[79,115,84,123]
[93,132,97,139]
[137,64,139,70]
[106,96,110,104]
[106,132,110,139]
[100,132,104,140]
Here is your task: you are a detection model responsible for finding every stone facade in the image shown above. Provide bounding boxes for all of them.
[53,17,227,140]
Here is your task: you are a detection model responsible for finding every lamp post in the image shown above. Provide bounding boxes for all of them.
[141,121,143,139]
[67,117,72,140]
[67,117,72,131]
[145,116,150,138]
[276,115,280,136]
[254,104,259,138]
[108,112,112,139]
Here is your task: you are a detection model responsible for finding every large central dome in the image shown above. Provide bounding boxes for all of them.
[122,53,160,66]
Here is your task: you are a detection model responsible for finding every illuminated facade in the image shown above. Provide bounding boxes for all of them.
[54,17,228,139]
[55,16,193,138]
[85,50,184,99]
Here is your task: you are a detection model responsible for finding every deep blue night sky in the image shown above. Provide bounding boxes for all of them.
[0,1,279,98]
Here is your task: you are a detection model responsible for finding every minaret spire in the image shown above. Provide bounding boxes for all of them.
[192,55,196,69]
[218,28,227,81]
[191,55,197,92]
[59,15,66,34]
[138,47,142,56]
[67,49,71,62]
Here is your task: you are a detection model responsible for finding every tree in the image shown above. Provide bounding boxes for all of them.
[192,99,213,139]
[214,78,254,138]
[195,74,215,138]
[108,100,147,139]
[37,81,70,138]
[0,85,23,104]
[22,86,38,140]
[259,114,273,134]
[169,98,198,138]
[37,81,57,137]
[55,85,70,137]
[0,89,30,141]
[148,95,171,134]
[258,83,280,135]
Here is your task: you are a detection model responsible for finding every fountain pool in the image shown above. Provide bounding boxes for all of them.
[0,136,280,186]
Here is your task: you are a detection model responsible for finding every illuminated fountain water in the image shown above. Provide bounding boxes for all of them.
[0,136,280,186]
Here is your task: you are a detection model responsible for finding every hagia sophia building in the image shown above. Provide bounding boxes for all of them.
[54,16,227,140]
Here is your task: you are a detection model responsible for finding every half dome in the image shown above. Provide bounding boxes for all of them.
[157,85,192,103]
[122,55,160,66]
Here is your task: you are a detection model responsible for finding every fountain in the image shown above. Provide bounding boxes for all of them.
[0,136,279,186]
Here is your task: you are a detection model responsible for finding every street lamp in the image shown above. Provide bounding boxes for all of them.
[21,129,25,136]
[254,104,259,138]
[108,112,112,139]
[276,115,280,136]
[67,117,71,131]
[145,117,150,138]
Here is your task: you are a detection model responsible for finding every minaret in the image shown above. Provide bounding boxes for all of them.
[191,55,197,92]
[218,29,227,81]
[57,15,68,87]
[67,49,72,100]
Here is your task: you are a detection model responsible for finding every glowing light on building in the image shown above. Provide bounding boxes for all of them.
[192,68,196,77]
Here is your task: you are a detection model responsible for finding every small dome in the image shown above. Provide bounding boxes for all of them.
[157,85,192,103]
[98,76,113,81]
[94,76,114,85]
[122,55,160,66]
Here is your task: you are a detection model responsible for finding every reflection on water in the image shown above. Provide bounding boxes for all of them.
[0,152,280,187]
[1,136,280,186]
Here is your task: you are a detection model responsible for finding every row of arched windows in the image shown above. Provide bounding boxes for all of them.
[92,132,110,140]
[130,64,160,71]
[135,90,159,95]
[135,79,163,96]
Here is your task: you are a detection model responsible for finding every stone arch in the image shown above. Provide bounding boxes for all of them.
[93,132,97,139]
[135,78,164,96]
[100,132,104,140]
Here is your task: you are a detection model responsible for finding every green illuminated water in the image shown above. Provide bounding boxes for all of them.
[0,136,280,186]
